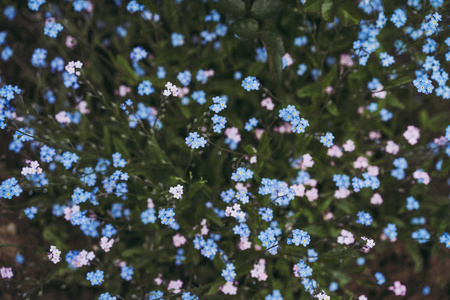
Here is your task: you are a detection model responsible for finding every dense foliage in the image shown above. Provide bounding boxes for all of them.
[0,0,450,299]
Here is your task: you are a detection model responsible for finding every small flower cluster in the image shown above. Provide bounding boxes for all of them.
[278,105,309,134]
[231,167,253,182]
[158,208,176,226]
[241,76,260,91]
[47,246,61,264]
[221,263,236,282]
[185,132,207,149]
[169,184,183,199]
[86,270,104,286]
[287,229,311,247]
[65,61,83,76]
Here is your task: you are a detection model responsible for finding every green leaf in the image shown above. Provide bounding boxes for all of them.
[304,0,325,12]
[218,0,246,16]
[297,84,321,98]
[326,103,340,116]
[321,0,336,22]
[262,30,285,84]
[102,125,111,156]
[244,144,256,155]
[262,30,285,55]
[114,55,138,83]
[336,1,360,26]
[404,242,423,272]
[251,0,283,19]
[267,50,283,84]
[205,209,224,227]
[229,18,259,39]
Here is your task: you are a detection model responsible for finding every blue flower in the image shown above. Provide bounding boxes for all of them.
[86,270,104,286]
[320,132,334,148]
[171,33,184,47]
[138,80,154,95]
[120,265,134,281]
[411,228,430,243]
[390,9,407,28]
[356,211,373,226]
[185,132,207,149]
[221,263,236,282]
[31,48,47,67]
[158,208,175,225]
[406,196,419,211]
[375,272,385,285]
[44,21,64,38]
[241,76,260,91]
[24,206,38,219]
[287,229,311,247]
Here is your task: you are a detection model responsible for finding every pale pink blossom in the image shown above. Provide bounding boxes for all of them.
[66,35,77,49]
[315,291,331,300]
[343,139,355,152]
[325,86,334,94]
[337,229,354,245]
[305,188,318,202]
[369,130,381,140]
[361,236,376,250]
[239,237,252,250]
[0,267,13,279]
[334,188,350,199]
[178,87,189,98]
[323,212,334,221]
[306,179,317,187]
[255,128,264,140]
[367,166,379,176]
[100,237,114,252]
[154,274,163,285]
[388,281,407,296]
[48,245,61,264]
[354,156,369,169]
[370,193,383,205]
[403,125,420,145]
[168,279,183,293]
[282,53,294,67]
[21,160,42,176]
[173,233,186,247]
[413,170,430,185]
[220,281,237,295]
[147,198,154,209]
[274,122,292,133]
[225,127,241,143]
[250,156,257,164]
[372,86,387,99]
[358,295,368,300]
[385,140,399,155]
[169,184,183,199]
[115,85,131,97]
[250,259,268,281]
[327,145,343,157]
[291,184,305,197]
[302,153,314,169]
[261,97,274,110]
[76,101,90,114]
[340,54,353,67]
[55,111,72,124]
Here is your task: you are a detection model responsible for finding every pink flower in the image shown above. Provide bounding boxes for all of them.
[239,237,251,250]
[358,295,368,300]
[385,140,399,155]
[305,188,318,202]
[55,111,72,124]
[173,233,187,247]
[225,127,241,142]
[261,97,274,110]
[343,140,355,152]
[168,279,183,293]
[66,35,77,49]
[372,86,387,99]
[327,145,343,157]
[100,237,114,252]
[388,281,407,296]
[282,53,294,67]
[367,166,379,176]
[250,259,268,281]
[337,229,355,245]
[369,131,381,140]
[250,156,257,164]
[403,125,420,145]
[354,156,369,169]
[413,170,430,185]
[325,86,334,94]
[115,85,131,97]
[302,153,314,168]
[370,193,383,205]
[291,184,305,197]
[334,188,350,199]
[220,281,237,295]
[0,267,13,279]
[255,128,264,140]
[340,54,353,67]
[147,198,154,209]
